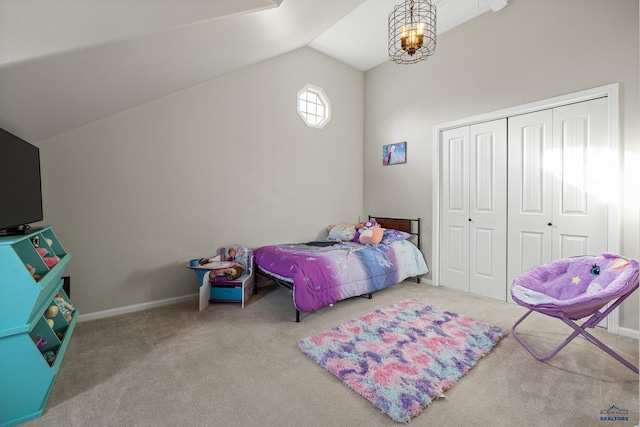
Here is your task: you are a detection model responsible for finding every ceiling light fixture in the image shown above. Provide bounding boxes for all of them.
[388,0,436,65]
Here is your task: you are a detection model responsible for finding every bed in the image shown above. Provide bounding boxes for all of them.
[255,216,429,321]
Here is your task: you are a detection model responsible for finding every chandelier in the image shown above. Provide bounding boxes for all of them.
[388,0,436,64]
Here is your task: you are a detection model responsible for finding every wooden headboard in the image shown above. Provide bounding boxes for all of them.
[368,216,421,250]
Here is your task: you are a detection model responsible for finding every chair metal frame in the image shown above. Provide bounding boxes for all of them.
[511,271,639,374]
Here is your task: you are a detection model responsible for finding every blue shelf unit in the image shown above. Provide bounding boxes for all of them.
[0,227,76,426]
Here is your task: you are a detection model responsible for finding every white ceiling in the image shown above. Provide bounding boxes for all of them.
[0,0,507,142]
[310,0,506,71]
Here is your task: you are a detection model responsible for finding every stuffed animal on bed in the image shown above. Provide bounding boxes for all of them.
[354,220,384,245]
[326,224,356,242]
[211,263,245,281]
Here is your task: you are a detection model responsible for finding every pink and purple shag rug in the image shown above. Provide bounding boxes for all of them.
[297,299,506,423]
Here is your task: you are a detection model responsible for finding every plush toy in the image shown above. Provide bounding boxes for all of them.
[31,335,47,351]
[326,224,356,242]
[35,247,60,269]
[355,220,384,245]
[45,305,59,318]
[25,263,42,281]
[31,236,53,248]
[211,263,245,281]
[44,256,60,268]
[42,350,56,366]
[53,293,75,322]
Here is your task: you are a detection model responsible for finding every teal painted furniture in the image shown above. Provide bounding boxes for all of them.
[0,227,76,426]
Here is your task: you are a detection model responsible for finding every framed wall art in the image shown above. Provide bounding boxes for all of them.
[383,141,406,166]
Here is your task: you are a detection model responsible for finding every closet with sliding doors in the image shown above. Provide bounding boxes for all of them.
[435,85,617,303]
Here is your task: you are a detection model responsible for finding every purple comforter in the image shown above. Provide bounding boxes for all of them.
[255,240,428,312]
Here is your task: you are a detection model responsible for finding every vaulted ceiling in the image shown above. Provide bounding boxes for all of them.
[0,0,506,143]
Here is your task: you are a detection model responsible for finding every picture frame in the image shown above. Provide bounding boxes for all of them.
[383,141,406,165]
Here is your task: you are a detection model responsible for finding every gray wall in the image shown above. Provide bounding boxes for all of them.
[364,0,640,330]
[38,47,364,315]
[34,0,639,332]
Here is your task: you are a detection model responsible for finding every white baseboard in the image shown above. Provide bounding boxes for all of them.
[77,293,198,322]
[617,326,640,340]
[77,278,433,322]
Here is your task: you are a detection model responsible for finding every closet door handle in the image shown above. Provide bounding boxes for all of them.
[548,223,553,226]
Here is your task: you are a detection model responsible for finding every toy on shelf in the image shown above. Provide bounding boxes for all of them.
[31,235,60,269]
[53,293,75,322]
[42,350,56,366]
[45,305,59,318]
[31,335,47,351]
[25,263,42,281]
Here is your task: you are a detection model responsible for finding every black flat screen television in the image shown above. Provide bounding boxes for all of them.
[0,128,43,235]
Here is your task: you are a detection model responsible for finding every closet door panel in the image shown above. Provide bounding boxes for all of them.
[520,231,547,266]
[469,119,507,300]
[473,227,495,276]
[508,97,609,301]
[552,97,609,259]
[507,110,553,297]
[556,234,589,258]
[439,126,470,292]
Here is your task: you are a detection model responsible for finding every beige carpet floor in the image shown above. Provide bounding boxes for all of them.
[23,281,639,427]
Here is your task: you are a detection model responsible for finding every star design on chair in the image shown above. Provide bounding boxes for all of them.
[571,275,581,284]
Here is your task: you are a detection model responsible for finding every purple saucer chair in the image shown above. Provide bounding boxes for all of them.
[511,252,639,373]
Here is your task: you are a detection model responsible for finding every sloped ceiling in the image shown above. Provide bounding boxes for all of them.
[310,0,504,72]
[0,0,505,143]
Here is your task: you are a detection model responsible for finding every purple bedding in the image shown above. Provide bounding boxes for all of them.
[255,239,428,312]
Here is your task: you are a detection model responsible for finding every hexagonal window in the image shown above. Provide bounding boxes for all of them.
[297,84,331,129]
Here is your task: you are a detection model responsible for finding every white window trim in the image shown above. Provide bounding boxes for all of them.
[297,84,331,129]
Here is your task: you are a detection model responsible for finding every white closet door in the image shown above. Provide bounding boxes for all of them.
[551,98,609,259]
[469,119,507,300]
[507,109,554,291]
[507,97,609,296]
[439,119,507,299]
[439,126,470,292]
